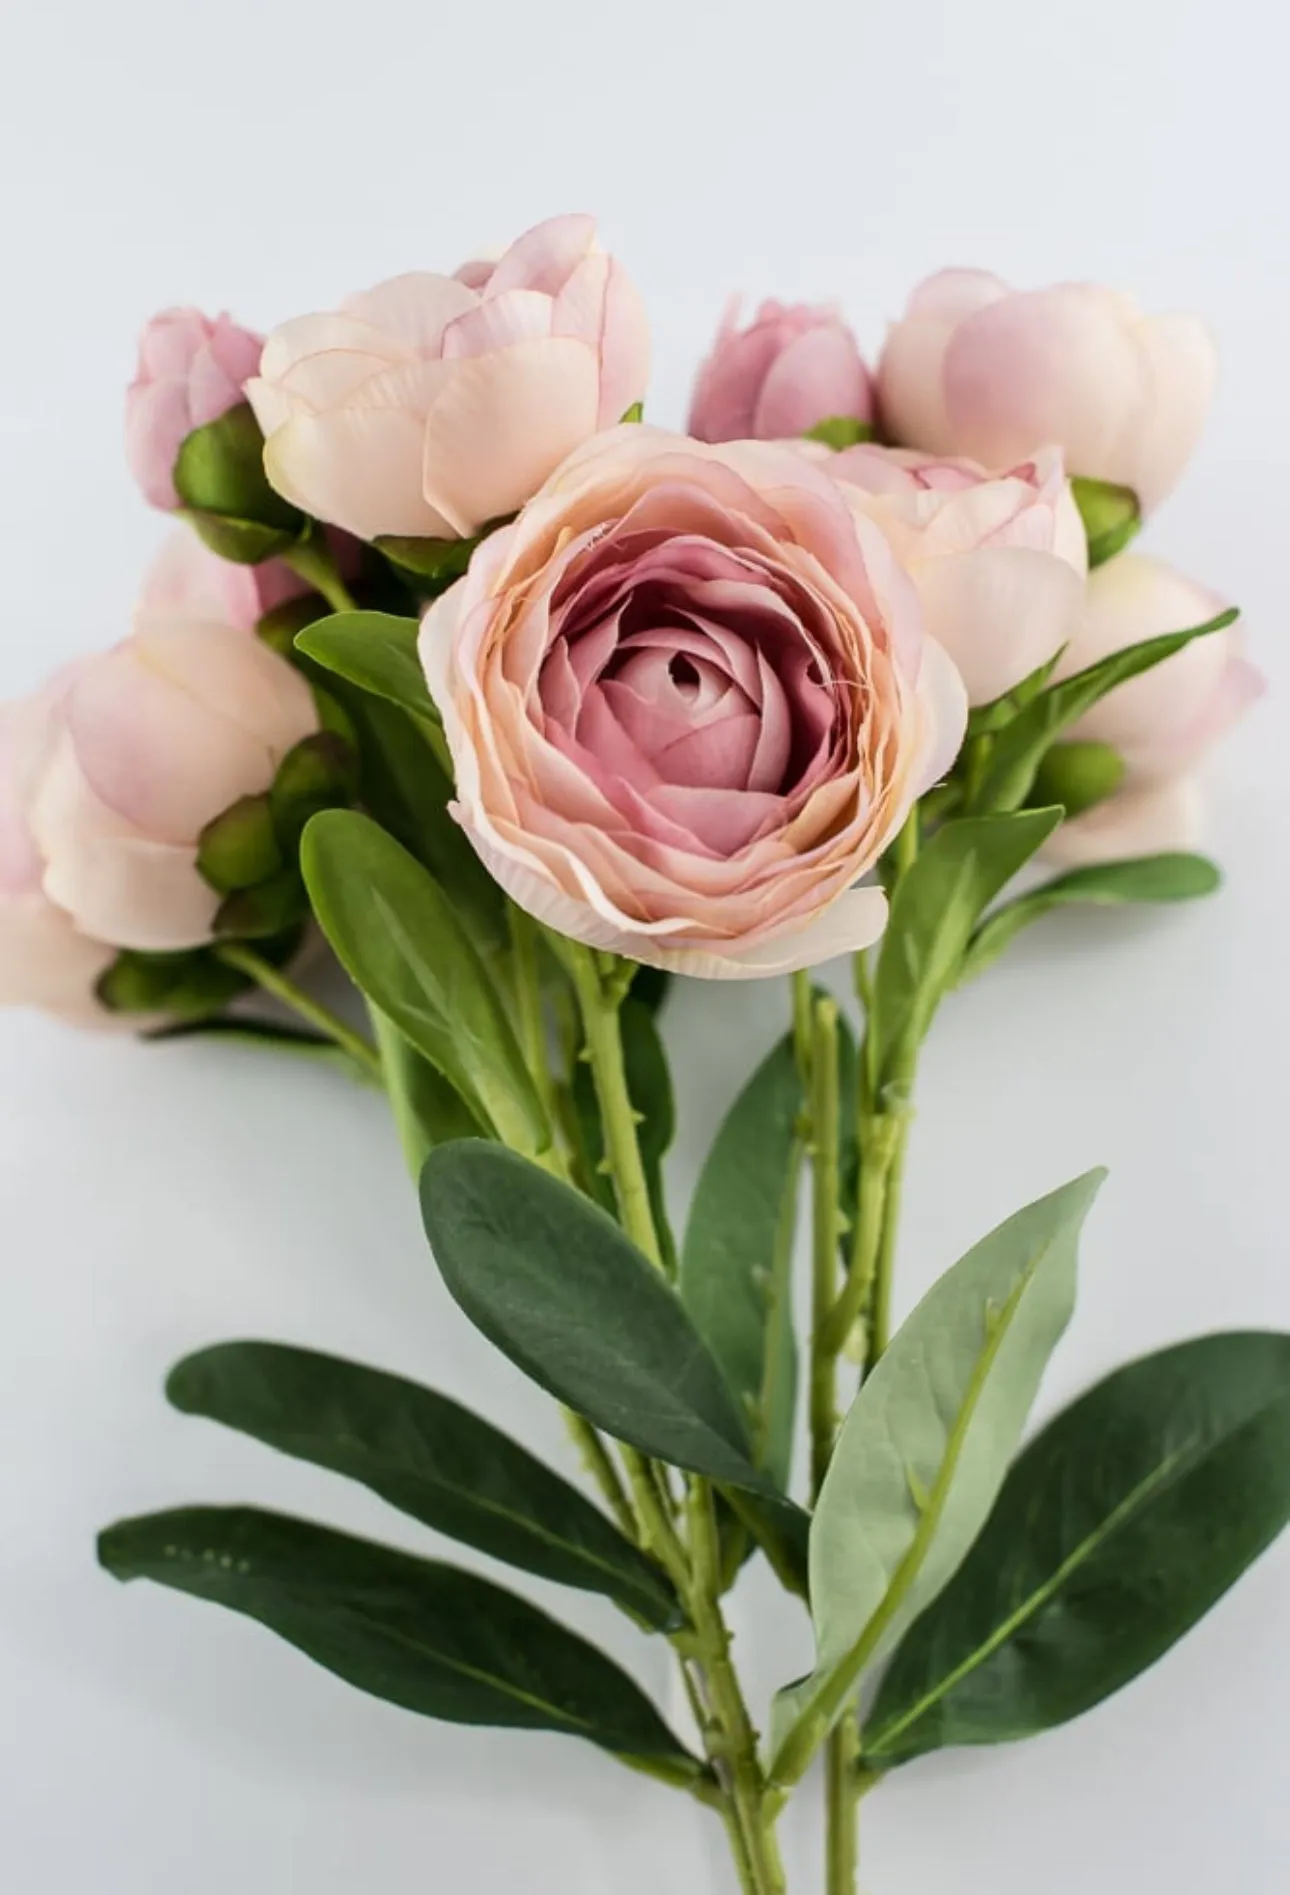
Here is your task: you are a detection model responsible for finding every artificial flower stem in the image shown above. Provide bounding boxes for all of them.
[808,994,842,1498]
[567,946,663,1268]
[213,944,383,1082]
[282,534,359,616]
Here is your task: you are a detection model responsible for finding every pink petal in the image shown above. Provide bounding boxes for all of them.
[441,291,556,359]
[484,214,597,298]
[340,274,479,353]
[753,323,873,439]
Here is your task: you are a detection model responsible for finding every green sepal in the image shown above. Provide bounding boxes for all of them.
[620,401,645,424]
[214,870,307,940]
[96,946,252,1020]
[374,531,493,589]
[1030,740,1125,818]
[1071,475,1141,568]
[179,510,299,565]
[804,416,876,450]
[196,794,283,894]
[256,594,334,658]
[269,731,360,852]
[173,403,302,537]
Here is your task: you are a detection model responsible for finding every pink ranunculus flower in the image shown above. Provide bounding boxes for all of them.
[125,309,264,512]
[420,426,967,978]
[689,299,874,445]
[139,525,358,630]
[1045,552,1262,867]
[878,272,1216,513]
[246,214,651,545]
[12,611,318,962]
[0,687,117,1027]
[810,443,1087,706]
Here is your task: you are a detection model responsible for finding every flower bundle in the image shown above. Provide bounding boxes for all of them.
[6,215,1281,1894]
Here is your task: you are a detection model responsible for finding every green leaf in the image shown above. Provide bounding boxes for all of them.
[331,690,506,956]
[965,651,1066,739]
[99,1506,697,1768]
[972,610,1237,814]
[374,532,487,587]
[804,416,876,450]
[174,404,302,534]
[268,731,359,851]
[302,812,548,1157]
[196,794,283,894]
[369,1009,486,1175]
[295,613,435,728]
[866,1330,1290,1766]
[620,402,645,424]
[180,510,298,565]
[769,1170,1102,1783]
[572,999,678,1268]
[420,1141,767,1491]
[166,1341,679,1629]
[96,946,252,1020]
[681,1031,804,1489]
[870,809,1063,1091]
[631,964,672,1014]
[1071,475,1141,568]
[1029,740,1124,818]
[959,852,1223,984]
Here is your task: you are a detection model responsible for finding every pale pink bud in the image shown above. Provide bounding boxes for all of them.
[125,309,264,511]
[689,300,874,444]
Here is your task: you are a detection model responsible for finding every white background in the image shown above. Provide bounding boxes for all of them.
[1,1,1288,1890]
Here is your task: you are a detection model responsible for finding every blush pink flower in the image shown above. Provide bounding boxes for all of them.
[689,300,874,445]
[125,309,264,511]
[878,272,1216,513]
[247,214,651,544]
[810,443,1087,705]
[1045,552,1262,866]
[8,610,318,965]
[420,427,966,977]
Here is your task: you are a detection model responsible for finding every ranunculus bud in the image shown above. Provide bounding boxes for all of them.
[125,309,264,511]
[878,272,1216,513]
[812,444,1086,706]
[689,300,874,445]
[1044,552,1262,866]
[421,426,967,978]
[247,214,651,544]
[12,609,319,965]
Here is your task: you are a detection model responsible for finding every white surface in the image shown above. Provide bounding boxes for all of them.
[1,1,1288,1890]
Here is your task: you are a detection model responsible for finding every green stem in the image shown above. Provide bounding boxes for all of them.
[283,533,359,615]
[808,996,842,1500]
[825,1712,861,1895]
[567,947,662,1268]
[564,1411,637,1541]
[509,906,561,1133]
[215,944,383,1082]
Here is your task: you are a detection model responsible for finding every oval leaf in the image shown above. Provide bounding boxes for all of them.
[98,1506,696,1767]
[959,852,1222,985]
[295,612,436,728]
[866,1330,1290,1765]
[681,1031,804,1489]
[871,809,1063,1089]
[420,1141,765,1491]
[769,1170,1102,1782]
[301,811,548,1157]
[166,1341,679,1629]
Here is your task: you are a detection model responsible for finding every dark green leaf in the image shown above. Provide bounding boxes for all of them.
[99,1506,696,1766]
[870,809,1063,1090]
[174,405,302,534]
[630,965,672,1014]
[1029,740,1124,818]
[1071,475,1141,569]
[804,417,876,449]
[167,1342,679,1628]
[972,611,1237,814]
[959,853,1223,984]
[374,533,485,585]
[680,1031,804,1489]
[866,1331,1290,1766]
[421,1141,766,1490]
[301,812,548,1157]
[770,1171,1100,1782]
[295,613,435,728]
[196,794,282,894]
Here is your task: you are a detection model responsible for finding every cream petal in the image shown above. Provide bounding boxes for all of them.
[441,291,556,360]
[913,547,1083,706]
[340,273,478,352]
[420,340,602,537]
[1120,314,1217,510]
[260,311,410,381]
[1042,776,1204,868]
[244,375,314,436]
[44,830,219,952]
[0,891,115,1025]
[265,410,454,540]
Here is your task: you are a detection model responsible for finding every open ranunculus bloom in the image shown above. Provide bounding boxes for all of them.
[421,426,967,976]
